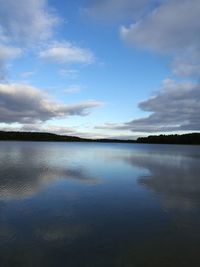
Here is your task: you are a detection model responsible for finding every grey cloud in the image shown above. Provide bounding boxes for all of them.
[172,52,200,77]
[83,0,154,21]
[0,0,60,44]
[0,83,102,124]
[116,0,200,133]
[121,0,200,53]
[97,79,200,133]
[126,80,200,132]
[95,123,129,131]
[121,0,200,79]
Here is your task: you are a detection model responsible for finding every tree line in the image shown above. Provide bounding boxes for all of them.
[137,133,200,145]
[0,131,199,145]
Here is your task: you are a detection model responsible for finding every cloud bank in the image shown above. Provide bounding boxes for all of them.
[0,83,102,124]
[97,79,200,133]
[121,0,200,53]
[110,0,200,133]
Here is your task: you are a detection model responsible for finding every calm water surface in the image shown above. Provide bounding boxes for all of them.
[0,142,200,267]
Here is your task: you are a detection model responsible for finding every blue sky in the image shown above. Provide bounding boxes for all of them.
[0,0,199,139]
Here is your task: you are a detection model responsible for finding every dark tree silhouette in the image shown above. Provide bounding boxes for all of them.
[137,133,200,145]
[0,131,199,145]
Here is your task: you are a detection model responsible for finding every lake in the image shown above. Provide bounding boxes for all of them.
[0,141,200,267]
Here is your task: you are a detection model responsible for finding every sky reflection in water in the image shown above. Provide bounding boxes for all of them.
[0,142,200,267]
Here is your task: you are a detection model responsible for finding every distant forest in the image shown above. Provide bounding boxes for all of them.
[137,133,200,145]
[0,131,200,145]
[0,131,86,142]
[0,131,133,143]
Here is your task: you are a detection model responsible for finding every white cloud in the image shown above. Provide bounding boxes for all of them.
[0,45,22,62]
[64,85,82,94]
[0,83,103,124]
[0,123,81,137]
[39,42,95,64]
[20,71,36,78]
[21,124,77,135]
[95,122,128,131]
[0,0,61,79]
[59,69,79,79]
[0,44,22,80]
[0,0,60,45]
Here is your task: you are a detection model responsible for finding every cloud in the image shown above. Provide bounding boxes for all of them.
[172,52,200,77]
[20,71,36,78]
[0,0,60,79]
[64,85,82,94]
[0,123,83,137]
[83,0,152,21]
[126,79,200,132]
[95,122,128,131]
[71,130,137,140]
[0,83,103,124]
[120,0,200,79]
[0,44,22,80]
[0,45,22,62]
[121,0,200,53]
[21,124,77,135]
[97,79,200,133]
[117,0,200,133]
[0,0,60,45]
[59,69,79,79]
[39,42,95,64]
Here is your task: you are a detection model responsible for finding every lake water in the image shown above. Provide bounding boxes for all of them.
[0,142,200,267]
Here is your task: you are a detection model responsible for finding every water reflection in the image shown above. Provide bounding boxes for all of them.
[0,142,98,199]
[119,146,200,211]
[0,142,200,267]
[112,145,200,267]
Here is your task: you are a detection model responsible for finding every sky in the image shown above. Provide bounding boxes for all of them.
[0,0,200,139]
